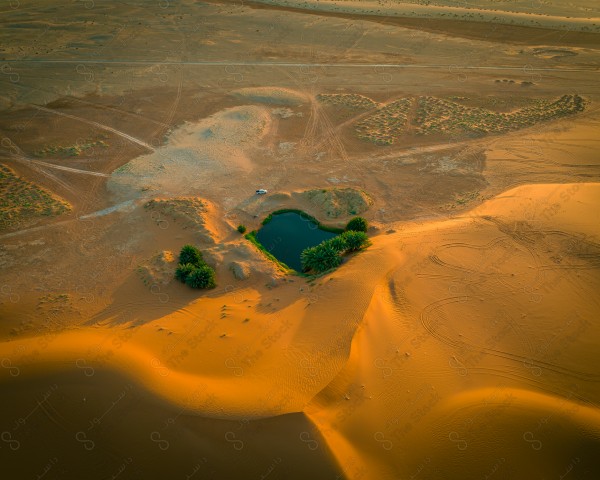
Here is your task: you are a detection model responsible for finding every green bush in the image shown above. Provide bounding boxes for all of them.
[341,231,370,251]
[185,264,216,289]
[237,224,247,234]
[301,231,370,273]
[346,216,368,232]
[300,246,319,271]
[301,242,342,272]
[326,235,348,252]
[175,263,197,282]
[179,244,203,266]
[175,245,216,289]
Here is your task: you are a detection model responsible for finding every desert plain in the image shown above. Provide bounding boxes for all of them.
[1,0,600,478]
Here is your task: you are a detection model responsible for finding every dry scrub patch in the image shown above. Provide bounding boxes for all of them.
[317,93,379,110]
[34,138,109,158]
[413,94,586,136]
[355,97,413,145]
[0,163,70,230]
[355,94,587,144]
[298,187,373,218]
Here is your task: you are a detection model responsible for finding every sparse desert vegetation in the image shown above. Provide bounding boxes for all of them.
[317,93,379,110]
[0,163,70,229]
[354,97,413,144]
[300,187,373,218]
[34,138,109,157]
[415,94,586,136]
[354,94,587,144]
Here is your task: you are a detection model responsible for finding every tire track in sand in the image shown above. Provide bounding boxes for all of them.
[30,104,155,152]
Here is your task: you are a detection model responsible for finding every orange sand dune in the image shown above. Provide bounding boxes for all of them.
[0,368,342,479]
[2,183,599,477]
[1,0,600,475]
[303,182,600,478]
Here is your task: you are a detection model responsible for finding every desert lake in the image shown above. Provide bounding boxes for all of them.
[255,212,338,271]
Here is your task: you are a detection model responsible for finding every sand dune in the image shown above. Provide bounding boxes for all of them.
[2,183,599,477]
[303,182,600,478]
[0,368,342,479]
[2,1,600,476]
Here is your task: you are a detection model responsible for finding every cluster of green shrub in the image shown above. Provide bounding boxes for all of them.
[174,244,216,289]
[345,216,368,233]
[301,217,370,273]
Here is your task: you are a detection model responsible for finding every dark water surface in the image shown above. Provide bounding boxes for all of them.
[255,212,338,271]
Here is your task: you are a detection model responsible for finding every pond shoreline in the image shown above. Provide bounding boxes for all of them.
[247,209,344,274]
[261,208,345,233]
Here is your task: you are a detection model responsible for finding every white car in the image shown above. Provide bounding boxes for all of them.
[255,189,268,195]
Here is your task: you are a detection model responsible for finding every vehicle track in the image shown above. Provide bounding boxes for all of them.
[419,295,600,381]
[12,155,110,178]
[29,104,155,152]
